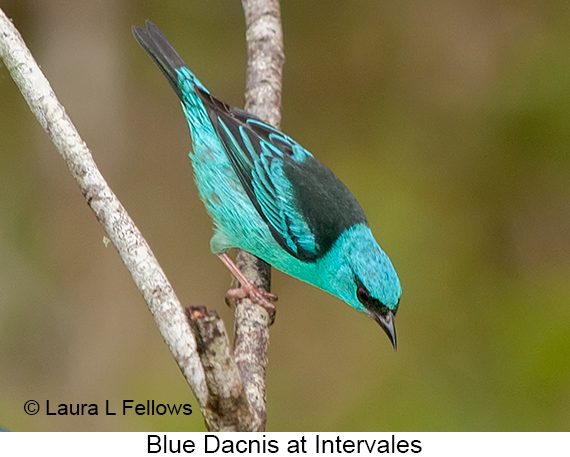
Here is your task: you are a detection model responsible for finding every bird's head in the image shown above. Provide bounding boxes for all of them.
[320,224,402,349]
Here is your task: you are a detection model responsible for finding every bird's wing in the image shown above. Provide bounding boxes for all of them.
[195,88,321,262]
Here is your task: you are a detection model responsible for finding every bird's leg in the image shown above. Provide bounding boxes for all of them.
[217,253,277,323]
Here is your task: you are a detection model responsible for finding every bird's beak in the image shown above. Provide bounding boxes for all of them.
[371,310,397,351]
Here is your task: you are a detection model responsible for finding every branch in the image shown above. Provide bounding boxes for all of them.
[186,307,254,431]
[242,0,285,129]
[233,0,285,431]
[0,6,213,415]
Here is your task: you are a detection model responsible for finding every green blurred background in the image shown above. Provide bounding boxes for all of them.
[1,0,570,431]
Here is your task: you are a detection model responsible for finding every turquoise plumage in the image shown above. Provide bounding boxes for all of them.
[132,21,402,348]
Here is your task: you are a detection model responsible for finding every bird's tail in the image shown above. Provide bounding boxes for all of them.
[132,20,204,101]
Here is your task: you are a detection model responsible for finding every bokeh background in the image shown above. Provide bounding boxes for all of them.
[1,0,570,431]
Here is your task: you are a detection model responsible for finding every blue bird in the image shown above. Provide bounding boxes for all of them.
[132,21,402,349]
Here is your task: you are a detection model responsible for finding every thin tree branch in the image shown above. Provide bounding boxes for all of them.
[234,0,285,432]
[242,0,285,129]
[186,307,255,431]
[0,6,214,415]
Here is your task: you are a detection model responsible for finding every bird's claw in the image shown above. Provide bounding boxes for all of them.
[225,285,277,324]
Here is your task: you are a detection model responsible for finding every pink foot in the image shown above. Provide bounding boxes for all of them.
[217,253,278,324]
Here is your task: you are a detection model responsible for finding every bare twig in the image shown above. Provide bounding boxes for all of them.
[186,307,255,431]
[234,0,285,431]
[242,0,285,129]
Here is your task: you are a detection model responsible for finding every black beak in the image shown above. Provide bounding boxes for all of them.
[371,310,397,351]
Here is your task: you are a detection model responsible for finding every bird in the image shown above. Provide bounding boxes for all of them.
[132,20,402,349]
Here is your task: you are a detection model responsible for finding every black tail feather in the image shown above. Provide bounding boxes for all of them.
[132,20,186,100]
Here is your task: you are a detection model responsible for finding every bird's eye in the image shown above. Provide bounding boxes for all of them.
[357,285,370,305]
